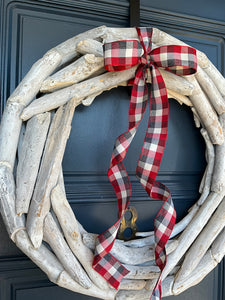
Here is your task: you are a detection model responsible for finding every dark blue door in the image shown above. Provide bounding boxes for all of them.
[0,0,224,299]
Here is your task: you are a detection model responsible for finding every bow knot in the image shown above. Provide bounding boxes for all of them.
[139,55,149,66]
[93,27,197,300]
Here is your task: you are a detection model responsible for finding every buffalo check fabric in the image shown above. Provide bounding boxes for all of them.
[92,27,197,299]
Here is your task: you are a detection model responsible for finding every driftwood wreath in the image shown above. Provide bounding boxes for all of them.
[0,26,225,299]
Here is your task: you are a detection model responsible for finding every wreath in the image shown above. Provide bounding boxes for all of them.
[0,26,225,300]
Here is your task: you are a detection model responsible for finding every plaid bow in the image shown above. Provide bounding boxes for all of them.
[93,27,197,299]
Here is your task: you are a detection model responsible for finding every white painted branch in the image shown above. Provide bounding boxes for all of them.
[112,239,178,265]
[199,168,207,194]
[26,101,75,249]
[55,26,107,66]
[119,279,146,290]
[198,128,215,205]
[82,91,102,106]
[51,184,110,291]
[161,191,225,281]
[17,122,26,161]
[203,61,225,97]
[40,54,104,93]
[76,39,104,57]
[176,197,225,281]
[43,212,92,289]
[186,76,223,145]
[196,66,225,114]
[57,271,116,300]
[211,228,225,263]
[7,49,62,107]
[58,167,66,195]
[123,264,160,280]
[116,289,152,300]
[161,276,174,297]
[15,229,64,283]
[172,250,217,295]
[0,102,24,167]
[0,164,25,240]
[167,89,192,106]
[191,107,201,128]
[16,112,51,214]
[211,113,225,192]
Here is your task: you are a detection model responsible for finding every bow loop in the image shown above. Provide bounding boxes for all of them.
[150,45,197,75]
[103,40,143,72]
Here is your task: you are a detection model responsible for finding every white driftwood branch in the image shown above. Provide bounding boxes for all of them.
[58,167,66,195]
[198,128,215,205]
[116,289,152,300]
[119,279,146,291]
[175,197,225,281]
[15,229,64,283]
[161,276,174,297]
[7,49,62,106]
[26,101,75,249]
[123,264,160,280]
[196,66,225,115]
[55,26,107,66]
[16,112,51,214]
[113,239,178,264]
[57,271,116,300]
[161,191,225,281]
[40,54,104,93]
[76,39,104,57]
[0,164,25,240]
[172,250,217,295]
[211,113,225,192]
[82,91,103,106]
[167,89,192,106]
[156,242,225,297]
[211,228,225,263]
[0,102,24,167]
[43,212,92,289]
[51,184,110,291]
[202,61,225,97]
[191,107,202,128]
[186,76,223,145]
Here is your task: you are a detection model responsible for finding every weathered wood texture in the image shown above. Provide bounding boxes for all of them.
[26,100,75,249]
[16,112,51,214]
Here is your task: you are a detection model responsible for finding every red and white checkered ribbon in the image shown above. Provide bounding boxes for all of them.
[93,27,197,299]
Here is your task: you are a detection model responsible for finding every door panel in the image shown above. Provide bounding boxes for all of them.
[0,0,224,299]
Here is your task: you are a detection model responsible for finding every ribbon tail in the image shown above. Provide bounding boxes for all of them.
[93,69,149,290]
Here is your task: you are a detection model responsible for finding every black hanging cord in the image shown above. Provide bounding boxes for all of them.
[130,0,140,27]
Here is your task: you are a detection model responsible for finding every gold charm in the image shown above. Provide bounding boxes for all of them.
[118,206,138,240]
